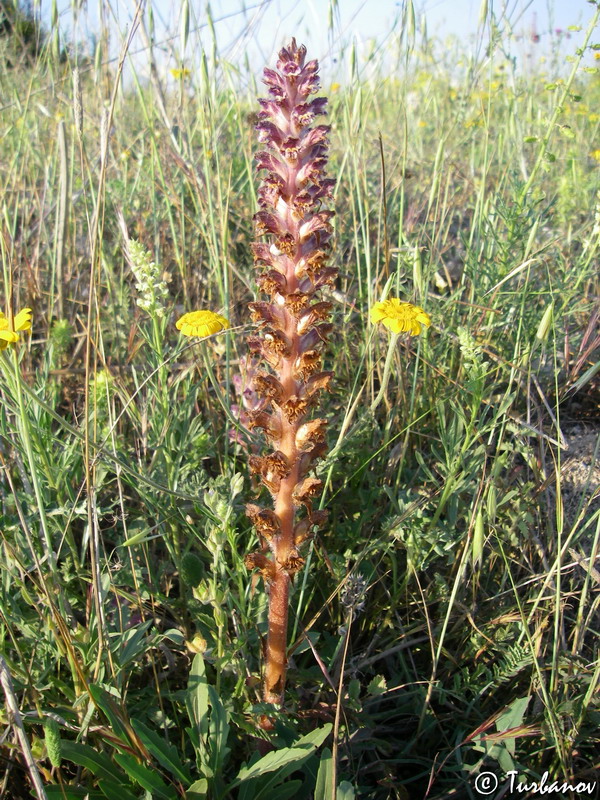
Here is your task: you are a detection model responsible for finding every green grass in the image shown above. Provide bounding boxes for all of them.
[1,2,599,798]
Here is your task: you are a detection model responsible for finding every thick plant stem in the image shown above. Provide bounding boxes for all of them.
[264,568,291,704]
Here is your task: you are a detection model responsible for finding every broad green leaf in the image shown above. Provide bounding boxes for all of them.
[114,752,178,799]
[252,723,333,797]
[186,778,209,799]
[131,718,193,784]
[496,696,530,755]
[44,788,104,799]
[237,751,263,800]
[61,740,125,784]
[295,723,332,751]
[233,746,319,786]
[314,748,333,800]
[187,654,209,744]
[234,723,332,793]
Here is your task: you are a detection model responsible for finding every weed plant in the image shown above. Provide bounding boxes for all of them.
[0,2,599,798]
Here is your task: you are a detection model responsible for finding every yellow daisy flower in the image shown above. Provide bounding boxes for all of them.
[369,298,430,336]
[176,310,230,338]
[0,308,33,350]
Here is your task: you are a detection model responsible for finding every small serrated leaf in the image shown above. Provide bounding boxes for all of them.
[367,675,387,696]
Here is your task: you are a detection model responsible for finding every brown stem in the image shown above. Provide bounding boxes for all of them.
[264,567,291,705]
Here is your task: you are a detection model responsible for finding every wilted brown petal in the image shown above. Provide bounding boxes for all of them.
[303,371,334,397]
[294,350,322,380]
[284,292,311,314]
[280,396,311,423]
[253,372,284,404]
[246,409,282,443]
[297,301,333,334]
[245,552,276,582]
[246,504,282,540]
[292,477,323,509]
[256,270,288,297]
[296,418,327,451]
[297,442,328,479]
[280,550,306,574]
[248,301,286,330]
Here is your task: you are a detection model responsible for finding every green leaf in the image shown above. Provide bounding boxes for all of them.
[495,696,530,756]
[131,718,193,784]
[367,675,387,696]
[114,752,178,799]
[122,528,163,546]
[237,752,263,800]
[348,679,361,701]
[337,781,356,799]
[60,741,126,784]
[234,748,314,785]
[113,620,154,668]
[207,684,230,776]
[44,788,104,799]
[88,684,131,745]
[295,723,332,751]
[187,654,209,742]
[186,778,209,799]
[233,725,332,790]
[263,780,303,799]
[314,748,333,800]
[98,779,139,800]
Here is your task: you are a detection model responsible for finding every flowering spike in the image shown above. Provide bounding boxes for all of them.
[244,39,336,712]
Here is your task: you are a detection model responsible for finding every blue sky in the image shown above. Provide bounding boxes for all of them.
[51,0,598,81]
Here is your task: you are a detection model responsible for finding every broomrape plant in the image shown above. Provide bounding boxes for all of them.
[241,39,431,720]
[242,39,337,716]
[175,38,430,723]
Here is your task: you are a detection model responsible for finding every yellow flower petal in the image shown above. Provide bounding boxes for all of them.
[369,298,431,336]
[13,308,32,332]
[0,307,32,348]
[176,310,230,339]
